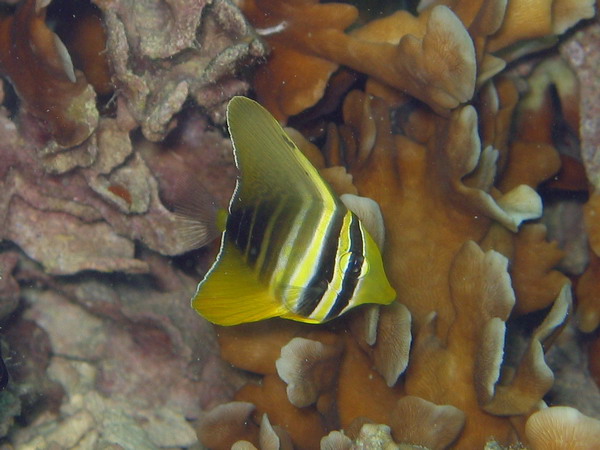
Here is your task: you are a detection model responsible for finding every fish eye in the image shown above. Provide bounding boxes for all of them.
[338,252,369,278]
[350,257,361,273]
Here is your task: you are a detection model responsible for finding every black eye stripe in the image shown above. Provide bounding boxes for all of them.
[326,213,364,320]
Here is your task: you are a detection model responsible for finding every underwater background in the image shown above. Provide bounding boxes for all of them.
[1,0,600,448]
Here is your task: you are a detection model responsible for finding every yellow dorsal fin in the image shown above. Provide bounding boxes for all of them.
[192,239,287,326]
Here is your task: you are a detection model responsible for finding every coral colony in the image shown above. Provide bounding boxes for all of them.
[1,0,600,448]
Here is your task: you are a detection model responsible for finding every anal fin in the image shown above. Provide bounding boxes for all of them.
[192,238,287,326]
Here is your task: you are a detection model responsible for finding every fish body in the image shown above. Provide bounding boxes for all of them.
[192,96,396,326]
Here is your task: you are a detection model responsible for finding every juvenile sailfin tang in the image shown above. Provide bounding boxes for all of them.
[192,96,396,326]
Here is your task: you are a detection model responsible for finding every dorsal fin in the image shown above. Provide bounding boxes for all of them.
[226,97,342,213]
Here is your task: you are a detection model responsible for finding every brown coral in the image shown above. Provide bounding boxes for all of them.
[199,0,589,438]
[0,0,98,149]
[201,83,573,446]
[275,337,343,408]
[1,0,597,447]
[577,194,600,332]
[487,0,595,52]
[196,402,260,449]
[242,0,357,120]
[389,396,465,449]
[525,406,600,449]
[54,2,113,96]
[242,0,476,120]
[561,16,600,336]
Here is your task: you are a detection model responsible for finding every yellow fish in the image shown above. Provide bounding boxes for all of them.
[192,96,396,326]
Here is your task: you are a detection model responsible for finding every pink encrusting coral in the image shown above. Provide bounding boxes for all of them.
[0,0,264,444]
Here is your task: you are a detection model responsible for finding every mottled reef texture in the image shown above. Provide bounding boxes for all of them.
[0,0,262,446]
[0,0,600,449]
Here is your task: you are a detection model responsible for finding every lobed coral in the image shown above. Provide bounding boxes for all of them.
[559,12,600,389]
[197,0,600,449]
[0,0,99,166]
[243,0,477,120]
[1,0,600,447]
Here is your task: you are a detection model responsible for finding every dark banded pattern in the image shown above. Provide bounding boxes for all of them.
[325,213,365,320]
[191,97,396,326]
[257,197,291,282]
[228,194,304,277]
[227,205,252,254]
[294,205,346,316]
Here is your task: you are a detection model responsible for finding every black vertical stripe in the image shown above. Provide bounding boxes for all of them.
[257,197,303,282]
[294,208,346,316]
[227,204,252,253]
[325,214,364,320]
[246,200,272,266]
[228,197,287,269]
